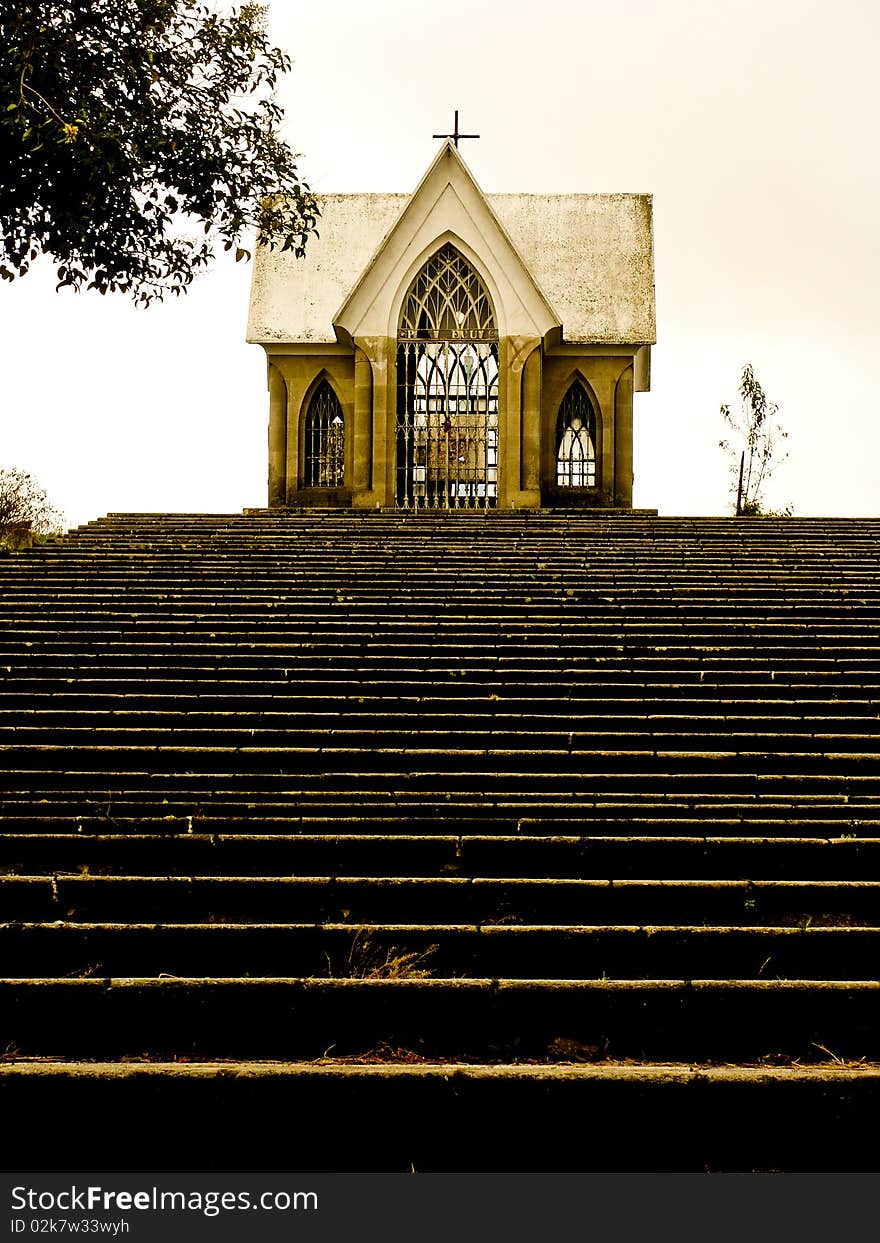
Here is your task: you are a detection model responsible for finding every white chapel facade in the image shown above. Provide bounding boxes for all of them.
[247,141,655,510]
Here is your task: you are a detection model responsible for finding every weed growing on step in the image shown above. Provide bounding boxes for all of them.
[811,1043,868,1068]
[343,929,437,979]
[546,1036,610,1063]
[315,1041,429,1065]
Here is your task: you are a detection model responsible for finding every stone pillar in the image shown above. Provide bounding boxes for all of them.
[285,374,302,502]
[267,363,287,508]
[376,340,396,508]
[352,337,392,507]
[521,346,542,503]
[497,338,516,508]
[353,346,373,496]
[498,337,542,508]
[597,378,616,503]
[614,364,634,508]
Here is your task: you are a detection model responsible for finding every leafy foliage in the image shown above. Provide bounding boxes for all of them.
[0,1,319,303]
[0,466,65,534]
[719,363,789,516]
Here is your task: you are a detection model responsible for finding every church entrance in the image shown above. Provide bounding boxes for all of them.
[395,244,498,510]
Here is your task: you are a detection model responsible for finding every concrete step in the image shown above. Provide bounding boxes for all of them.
[3,510,880,1170]
[1,920,876,980]
[6,728,880,758]
[3,799,878,828]
[2,685,879,707]
[2,875,877,926]
[1,1061,877,1171]
[4,661,874,688]
[1,977,876,1063]
[6,707,880,731]
[2,833,878,878]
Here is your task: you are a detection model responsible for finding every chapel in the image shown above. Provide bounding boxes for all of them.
[246,139,655,510]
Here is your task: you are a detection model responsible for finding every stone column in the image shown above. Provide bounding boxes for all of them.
[499,337,542,508]
[498,338,516,508]
[353,345,373,497]
[352,337,392,507]
[284,371,303,503]
[375,340,396,507]
[521,345,542,504]
[614,364,634,508]
[597,377,616,503]
[267,362,287,508]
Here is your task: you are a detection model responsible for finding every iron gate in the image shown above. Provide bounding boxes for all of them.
[395,244,500,511]
[396,340,498,509]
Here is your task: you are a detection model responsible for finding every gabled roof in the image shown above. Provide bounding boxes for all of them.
[332,141,559,342]
[247,143,655,346]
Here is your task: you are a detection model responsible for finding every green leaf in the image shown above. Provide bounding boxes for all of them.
[0,1,318,304]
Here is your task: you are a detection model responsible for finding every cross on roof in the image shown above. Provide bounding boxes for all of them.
[432,110,480,149]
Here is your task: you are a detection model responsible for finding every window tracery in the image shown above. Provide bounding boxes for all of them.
[396,246,498,509]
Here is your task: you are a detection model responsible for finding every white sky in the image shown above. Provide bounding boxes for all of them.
[2,0,878,528]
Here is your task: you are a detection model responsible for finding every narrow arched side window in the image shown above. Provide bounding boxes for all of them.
[556,383,597,488]
[304,381,345,487]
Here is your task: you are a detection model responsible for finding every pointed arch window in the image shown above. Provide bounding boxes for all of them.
[304,381,345,487]
[556,383,597,488]
[399,242,498,341]
[396,244,498,510]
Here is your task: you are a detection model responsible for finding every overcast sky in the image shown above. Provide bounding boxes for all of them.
[2,0,878,528]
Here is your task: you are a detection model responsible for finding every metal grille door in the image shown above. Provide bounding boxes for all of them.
[396,341,498,510]
[396,245,499,510]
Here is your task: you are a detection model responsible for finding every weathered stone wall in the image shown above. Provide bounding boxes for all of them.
[267,343,637,510]
[540,352,636,508]
[248,193,655,347]
[266,352,355,505]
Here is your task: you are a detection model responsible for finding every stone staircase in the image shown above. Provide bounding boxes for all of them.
[1,511,879,1171]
